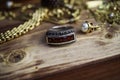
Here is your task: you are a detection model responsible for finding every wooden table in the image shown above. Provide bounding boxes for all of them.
[0,2,120,80]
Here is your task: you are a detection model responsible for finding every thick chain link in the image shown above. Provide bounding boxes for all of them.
[0,8,48,44]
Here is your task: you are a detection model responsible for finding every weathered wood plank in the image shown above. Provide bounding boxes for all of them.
[0,9,120,80]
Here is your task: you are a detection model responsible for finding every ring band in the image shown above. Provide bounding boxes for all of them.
[46,26,76,45]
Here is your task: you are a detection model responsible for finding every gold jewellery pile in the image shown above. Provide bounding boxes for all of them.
[88,0,120,38]
[0,0,81,44]
[90,0,120,25]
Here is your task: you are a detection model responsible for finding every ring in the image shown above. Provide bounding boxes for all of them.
[46,25,76,45]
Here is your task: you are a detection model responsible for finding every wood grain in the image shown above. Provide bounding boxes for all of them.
[40,55,120,80]
[0,5,120,80]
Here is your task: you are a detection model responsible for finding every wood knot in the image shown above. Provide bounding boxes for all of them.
[4,49,27,64]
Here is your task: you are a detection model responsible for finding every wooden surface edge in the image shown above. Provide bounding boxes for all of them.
[4,54,120,80]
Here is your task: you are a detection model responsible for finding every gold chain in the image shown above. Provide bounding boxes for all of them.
[0,8,48,44]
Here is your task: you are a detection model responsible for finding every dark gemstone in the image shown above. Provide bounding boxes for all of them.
[48,38,52,42]
[41,0,64,9]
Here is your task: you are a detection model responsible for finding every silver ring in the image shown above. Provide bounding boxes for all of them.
[46,25,76,45]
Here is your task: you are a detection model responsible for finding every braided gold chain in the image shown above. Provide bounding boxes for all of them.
[0,8,48,44]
